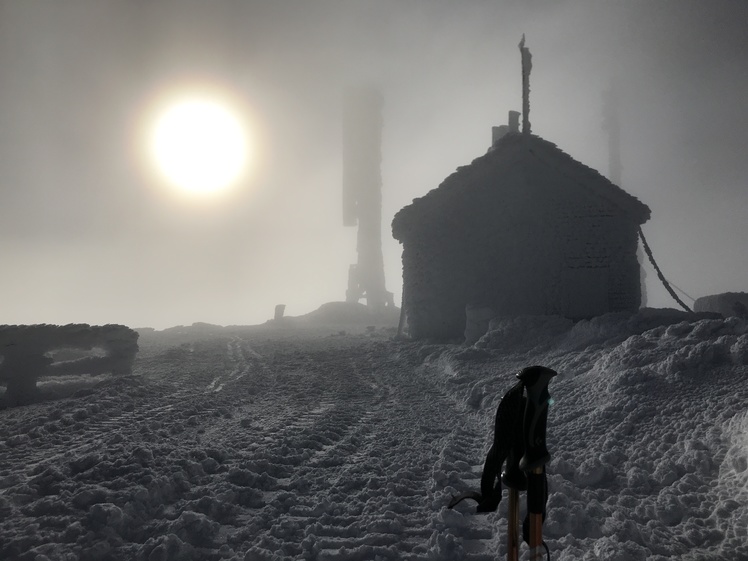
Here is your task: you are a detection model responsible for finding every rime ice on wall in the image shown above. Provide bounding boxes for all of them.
[392,132,651,341]
[0,324,139,406]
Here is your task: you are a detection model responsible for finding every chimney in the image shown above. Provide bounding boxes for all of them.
[490,110,522,149]
[508,110,520,132]
[491,125,509,146]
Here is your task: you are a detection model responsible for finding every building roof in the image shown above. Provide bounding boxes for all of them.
[392,132,651,241]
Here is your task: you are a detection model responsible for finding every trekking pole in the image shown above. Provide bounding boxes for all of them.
[501,394,526,561]
[517,366,556,561]
[507,488,520,561]
[446,367,555,561]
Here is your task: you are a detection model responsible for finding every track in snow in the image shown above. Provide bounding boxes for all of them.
[0,328,500,561]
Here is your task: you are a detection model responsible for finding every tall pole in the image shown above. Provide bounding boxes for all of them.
[519,35,532,135]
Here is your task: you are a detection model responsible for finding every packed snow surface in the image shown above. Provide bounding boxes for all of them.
[1,310,748,560]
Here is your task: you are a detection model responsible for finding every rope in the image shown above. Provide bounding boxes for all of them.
[638,226,693,313]
[667,280,696,304]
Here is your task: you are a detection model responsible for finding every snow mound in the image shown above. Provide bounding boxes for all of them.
[475,314,573,354]
[694,292,748,318]
[418,311,748,559]
[593,316,748,384]
[274,301,401,329]
[475,309,725,354]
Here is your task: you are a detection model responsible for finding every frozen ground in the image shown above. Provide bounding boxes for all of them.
[1,310,748,560]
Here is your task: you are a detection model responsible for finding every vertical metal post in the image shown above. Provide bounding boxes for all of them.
[527,467,546,561]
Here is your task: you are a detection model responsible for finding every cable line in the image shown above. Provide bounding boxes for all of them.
[638,227,693,313]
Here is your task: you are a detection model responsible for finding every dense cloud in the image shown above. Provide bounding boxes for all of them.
[0,0,746,327]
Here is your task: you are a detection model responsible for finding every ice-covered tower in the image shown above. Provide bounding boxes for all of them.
[602,86,622,185]
[603,83,647,306]
[342,86,390,309]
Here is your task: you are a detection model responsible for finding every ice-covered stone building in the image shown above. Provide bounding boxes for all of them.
[392,121,651,340]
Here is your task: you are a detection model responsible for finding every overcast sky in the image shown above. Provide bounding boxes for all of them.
[0,0,746,328]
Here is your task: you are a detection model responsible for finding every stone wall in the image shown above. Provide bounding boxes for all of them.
[399,190,642,340]
[401,239,467,340]
[607,220,643,312]
[544,186,642,319]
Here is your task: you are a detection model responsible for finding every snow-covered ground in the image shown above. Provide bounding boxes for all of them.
[1,309,748,560]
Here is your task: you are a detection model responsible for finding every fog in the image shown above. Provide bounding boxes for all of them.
[0,0,746,329]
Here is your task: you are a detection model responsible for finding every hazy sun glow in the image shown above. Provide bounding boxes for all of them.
[149,97,249,195]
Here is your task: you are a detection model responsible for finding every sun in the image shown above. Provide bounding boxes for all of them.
[149,97,249,195]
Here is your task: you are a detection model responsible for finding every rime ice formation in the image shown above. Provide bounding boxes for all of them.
[392,131,651,341]
[695,292,748,319]
[0,324,139,406]
[342,86,392,311]
[0,310,747,560]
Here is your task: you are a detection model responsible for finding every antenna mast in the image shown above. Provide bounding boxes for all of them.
[603,83,648,306]
[342,86,391,310]
[519,34,533,135]
[602,84,622,185]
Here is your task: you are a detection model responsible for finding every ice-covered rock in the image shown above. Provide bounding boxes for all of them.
[695,292,748,318]
[0,323,139,406]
